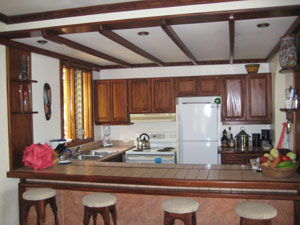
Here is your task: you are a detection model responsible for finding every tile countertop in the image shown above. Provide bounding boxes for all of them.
[7,162,300,192]
[218,146,270,154]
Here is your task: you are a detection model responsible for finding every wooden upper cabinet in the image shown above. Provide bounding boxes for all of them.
[151,78,175,113]
[110,79,129,122]
[221,75,246,122]
[94,80,111,123]
[128,79,151,113]
[246,73,271,122]
[198,76,220,96]
[175,77,197,97]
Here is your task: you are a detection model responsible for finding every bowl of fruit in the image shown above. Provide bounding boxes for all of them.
[260,148,298,178]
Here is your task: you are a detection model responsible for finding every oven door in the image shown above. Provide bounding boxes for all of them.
[125,154,175,164]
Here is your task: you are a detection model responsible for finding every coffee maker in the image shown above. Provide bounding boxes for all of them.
[261,129,272,146]
[103,126,112,147]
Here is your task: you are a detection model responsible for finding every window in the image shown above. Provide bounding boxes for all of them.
[61,63,94,146]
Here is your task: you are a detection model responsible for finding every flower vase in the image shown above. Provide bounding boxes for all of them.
[279,35,297,69]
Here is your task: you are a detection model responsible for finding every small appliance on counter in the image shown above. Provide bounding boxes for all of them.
[136,133,150,150]
[235,129,250,150]
[261,129,272,150]
[252,133,261,147]
[103,126,112,147]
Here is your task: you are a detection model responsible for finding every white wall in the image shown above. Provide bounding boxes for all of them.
[0,45,19,225]
[32,53,61,144]
[100,63,269,79]
[269,52,293,148]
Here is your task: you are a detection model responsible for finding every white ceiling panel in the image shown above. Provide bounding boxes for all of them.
[172,21,229,61]
[0,0,140,16]
[235,16,297,59]
[14,37,113,66]
[114,27,190,62]
[61,32,152,64]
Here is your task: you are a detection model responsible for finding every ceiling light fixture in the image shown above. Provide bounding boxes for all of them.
[257,23,270,28]
[138,31,149,36]
[37,40,48,45]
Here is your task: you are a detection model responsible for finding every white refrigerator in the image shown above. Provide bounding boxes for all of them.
[177,97,219,164]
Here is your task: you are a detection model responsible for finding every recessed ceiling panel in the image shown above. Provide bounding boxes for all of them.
[61,32,152,64]
[14,37,113,65]
[172,21,229,61]
[235,16,297,59]
[114,27,190,62]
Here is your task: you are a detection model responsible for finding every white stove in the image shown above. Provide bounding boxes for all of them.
[125,132,177,164]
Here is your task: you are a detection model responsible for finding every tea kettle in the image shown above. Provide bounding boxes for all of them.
[136,133,150,150]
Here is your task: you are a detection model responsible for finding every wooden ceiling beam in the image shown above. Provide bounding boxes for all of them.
[0,37,101,70]
[267,16,300,61]
[42,31,132,68]
[99,25,165,67]
[1,6,300,40]
[229,15,235,64]
[161,20,197,65]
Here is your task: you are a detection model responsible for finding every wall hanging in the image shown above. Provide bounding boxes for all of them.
[43,83,52,120]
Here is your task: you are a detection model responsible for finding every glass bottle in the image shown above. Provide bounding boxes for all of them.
[221,129,228,147]
[228,134,235,148]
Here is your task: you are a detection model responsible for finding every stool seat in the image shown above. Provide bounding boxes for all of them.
[162,198,199,214]
[235,202,277,220]
[23,188,56,201]
[82,193,117,208]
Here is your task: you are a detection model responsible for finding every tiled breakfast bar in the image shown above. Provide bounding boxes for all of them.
[7,163,300,225]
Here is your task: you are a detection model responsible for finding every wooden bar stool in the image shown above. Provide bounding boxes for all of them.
[235,202,277,225]
[82,193,117,225]
[161,198,199,225]
[22,188,59,225]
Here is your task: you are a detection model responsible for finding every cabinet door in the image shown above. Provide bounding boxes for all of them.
[94,80,111,123]
[151,78,175,113]
[221,75,246,121]
[128,79,151,113]
[198,76,220,96]
[175,77,197,97]
[247,73,271,122]
[111,79,129,122]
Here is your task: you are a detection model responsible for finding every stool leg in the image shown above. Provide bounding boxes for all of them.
[183,213,193,225]
[192,212,197,225]
[109,204,117,225]
[23,201,32,225]
[92,212,97,225]
[103,207,111,225]
[48,196,59,225]
[83,206,91,225]
[164,212,175,225]
[240,217,273,225]
[35,200,45,225]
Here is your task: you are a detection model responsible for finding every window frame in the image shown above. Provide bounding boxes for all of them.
[60,62,94,147]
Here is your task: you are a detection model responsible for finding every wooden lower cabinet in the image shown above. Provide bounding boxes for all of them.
[221,153,264,165]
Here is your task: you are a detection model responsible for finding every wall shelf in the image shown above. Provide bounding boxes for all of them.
[279,67,300,74]
[10,79,38,83]
[280,108,300,112]
[12,111,38,115]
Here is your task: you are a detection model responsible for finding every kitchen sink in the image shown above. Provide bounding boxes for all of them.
[73,150,118,160]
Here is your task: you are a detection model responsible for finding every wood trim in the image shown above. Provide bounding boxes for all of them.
[101,59,267,69]
[99,25,165,67]
[42,31,131,68]
[161,20,197,65]
[0,12,8,23]
[1,5,300,40]
[0,37,101,70]
[18,181,300,201]
[229,15,235,64]
[5,0,246,24]
[267,16,300,61]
